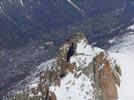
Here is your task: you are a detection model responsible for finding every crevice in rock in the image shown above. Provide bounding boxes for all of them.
[67,43,75,62]
[60,73,66,78]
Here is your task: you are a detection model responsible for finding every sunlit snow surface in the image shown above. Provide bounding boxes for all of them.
[70,39,103,68]
[109,30,134,100]
[50,72,93,100]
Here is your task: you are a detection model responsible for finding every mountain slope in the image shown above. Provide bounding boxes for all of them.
[109,53,134,100]
[1,0,134,49]
[109,25,134,100]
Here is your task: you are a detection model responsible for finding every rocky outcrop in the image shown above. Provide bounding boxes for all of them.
[92,52,121,100]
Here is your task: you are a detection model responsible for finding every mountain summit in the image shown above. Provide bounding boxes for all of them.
[12,34,121,100]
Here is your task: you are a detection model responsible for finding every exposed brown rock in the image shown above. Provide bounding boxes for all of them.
[67,63,75,73]
[92,52,121,100]
[50,92,57,100]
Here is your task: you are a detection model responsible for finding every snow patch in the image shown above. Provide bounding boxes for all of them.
[109,53,134,100]
[50,72,93,100]
[109,38,116,44]
[99,63,104,70]
[128,24,134,30]
[66,0,85,14]
[19,0,24,7]
[70,39,103,68]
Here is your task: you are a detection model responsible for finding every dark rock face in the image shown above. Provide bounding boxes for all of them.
[67,43,75,62]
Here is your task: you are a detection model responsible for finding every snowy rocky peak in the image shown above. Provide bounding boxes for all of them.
[57,33,104,69]
[12,34,121,100]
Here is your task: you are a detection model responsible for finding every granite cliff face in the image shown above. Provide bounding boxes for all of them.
[11,34,121,100]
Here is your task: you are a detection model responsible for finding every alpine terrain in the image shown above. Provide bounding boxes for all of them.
[9,34,122,100]
[0,0,134,100]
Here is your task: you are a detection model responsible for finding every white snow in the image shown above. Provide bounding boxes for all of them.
[28,82,38,89]
[109,31,134,100]
[99,63,104,70]
[70,39,103,68]
[37,91,42,96]
[109,53,134,100]
[128,24,134,30]
[50,72,93,100]
[66,0,85,14]
[29,92,34,97]
[109,38,116,44]
[19,0,24,7]
[110,32,134,57]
